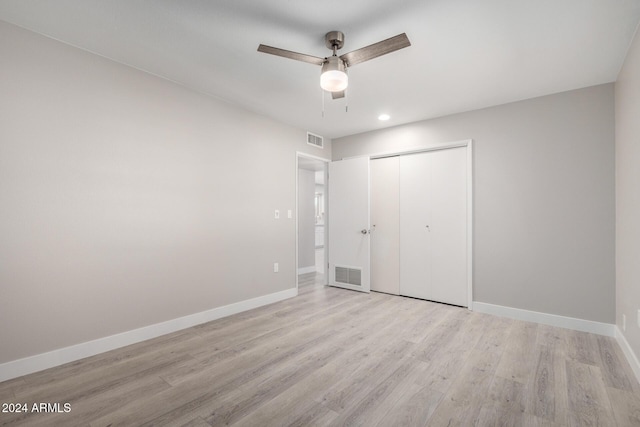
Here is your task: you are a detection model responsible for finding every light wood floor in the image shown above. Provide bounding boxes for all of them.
[1,284,639,426]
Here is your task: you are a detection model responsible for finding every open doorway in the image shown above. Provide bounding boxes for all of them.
[297,154,328,288]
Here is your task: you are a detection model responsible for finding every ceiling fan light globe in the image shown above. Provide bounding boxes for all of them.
[321,70,348,92]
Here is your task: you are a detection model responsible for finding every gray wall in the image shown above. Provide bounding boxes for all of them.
[333,84,615,324]
[0,21,331,364]
[615,28,640,358]
[297,168,315,270]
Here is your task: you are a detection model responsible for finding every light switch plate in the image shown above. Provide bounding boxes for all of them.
[287,210,292,219]
[274,210,280,219]
[273,262,279,273]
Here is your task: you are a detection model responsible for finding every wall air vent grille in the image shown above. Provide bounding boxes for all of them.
[307,132,324,148]
[335,266,362,286]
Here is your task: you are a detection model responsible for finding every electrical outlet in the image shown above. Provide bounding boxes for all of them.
[273,262,279,273]
[623,314,626,331]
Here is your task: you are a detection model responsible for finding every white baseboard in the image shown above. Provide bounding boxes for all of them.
[615,326,640,384]
[297,266,316,274]
[0,287,297,383]
[473,301,616,337]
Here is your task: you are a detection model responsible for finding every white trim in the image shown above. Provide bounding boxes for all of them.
[615,326,640,384]
[473,302,616,336]
[466,141,474,310]
[0,288,297,382]
[297,266,316,274]
[296,151,331,163]
[340,139,473,161]
[295,153,299,290]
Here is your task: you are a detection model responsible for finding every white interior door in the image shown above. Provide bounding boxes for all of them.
[400,147,468,306]
[370,156,400,295]
[328,157,370,293]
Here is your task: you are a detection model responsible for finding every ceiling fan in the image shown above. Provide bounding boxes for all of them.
[258,31,411,99]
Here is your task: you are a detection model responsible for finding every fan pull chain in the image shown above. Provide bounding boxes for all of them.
[345,90,348,113]
[321,87,325,118]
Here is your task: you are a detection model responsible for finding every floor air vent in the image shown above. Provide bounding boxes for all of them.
[335,266,362,286]
[307,132,324,148]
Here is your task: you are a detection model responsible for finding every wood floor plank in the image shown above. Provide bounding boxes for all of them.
[475,405,564,427]
[425,349,500,426]
[606,386,640,426]
[1,284,639,427]
[536,324,568,357]
[487,376,526,415]
[410,308,468,363]
[0,377,23,401]
[0,387,14,404]
[474,315,513,356]
[317,338,416,413]
[564,329,599,366]
[178,417,212,427]
[595,334,638,392]
[394,297,458,344]
[374,384,442,427]
[287,402,339,427]
[328,356,424,426]
[413,312,493,394]
[524,344,557,422]
[551,343,570,425]
[565,360,616,426]
[495,321,539,384]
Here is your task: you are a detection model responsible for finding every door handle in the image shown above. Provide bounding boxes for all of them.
[361,229,370,234]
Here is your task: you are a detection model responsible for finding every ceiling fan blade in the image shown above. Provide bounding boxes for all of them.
[331,90,346,99]
[257,44,325,66]
[339,33,411,67]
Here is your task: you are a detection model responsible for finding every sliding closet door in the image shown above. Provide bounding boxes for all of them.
[428,147,467,306]
[400,152,433,300]
[400,147,468,306]
[370,156,400,295]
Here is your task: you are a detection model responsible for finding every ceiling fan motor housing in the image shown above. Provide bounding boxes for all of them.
[325,31,345,50]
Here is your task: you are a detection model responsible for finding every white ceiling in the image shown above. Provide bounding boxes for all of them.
[1,0,639,139]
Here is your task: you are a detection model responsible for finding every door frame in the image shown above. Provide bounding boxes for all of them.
[295,152,330,291]
[340,139,474,309]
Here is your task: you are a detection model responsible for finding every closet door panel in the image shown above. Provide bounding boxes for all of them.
[370,157,400,295]
[429,147,468,306]
[399,153,433,300]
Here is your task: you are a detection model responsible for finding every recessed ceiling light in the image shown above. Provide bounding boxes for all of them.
[378,114,390,121]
